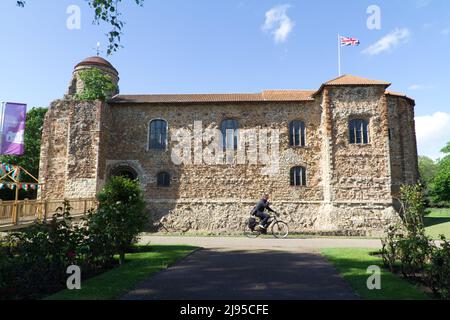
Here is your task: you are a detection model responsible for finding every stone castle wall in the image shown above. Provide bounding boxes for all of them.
[39,82,417,236]
[387,96,419,196]
[329,86,392,203]
[99,87,407,235]
[105,101,324,202]
[39,100,105,199]
[38,100,70,199]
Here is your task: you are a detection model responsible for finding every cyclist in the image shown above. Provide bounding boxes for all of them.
[251,194,276,229]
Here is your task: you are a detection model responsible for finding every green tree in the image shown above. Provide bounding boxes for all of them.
[418,156,438,206]
[418,156,438,186]
[441,141,450,154]
[16,0,145,55]
[430,144,450,205]
[75,68,117,101]
[0,107,47,200]
[88,176,147,265]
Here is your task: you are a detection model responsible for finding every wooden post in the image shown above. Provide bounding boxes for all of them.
[43,199,48,221]
[36,200,41,220]
[12,183,19,225]
[83,199,87,215]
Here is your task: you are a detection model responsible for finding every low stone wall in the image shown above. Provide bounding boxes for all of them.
[147,200,400,237]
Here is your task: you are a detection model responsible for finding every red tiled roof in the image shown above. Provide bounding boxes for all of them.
[386,91,415,103]
[312,74,391,97]
[109,90,316,104]
[108,76,415,105]
[324,74,391,86]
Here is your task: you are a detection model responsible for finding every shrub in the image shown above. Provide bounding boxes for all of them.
[0,178,148,299]
[396,233,432,278]
[74,68,116,101]
[428,236,450,299]
[1,201,85,299]
[382,184,432,278]
[398,184,427,236]
[381,225,401,273]
[89,176,147,264]
[382,184,450,299]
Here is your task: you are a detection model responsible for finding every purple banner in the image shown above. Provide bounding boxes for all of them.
[1,103,27,155]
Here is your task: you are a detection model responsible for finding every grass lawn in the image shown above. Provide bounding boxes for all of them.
[45,245,198,300]
[425,208,450,239]
[321,248,430,300]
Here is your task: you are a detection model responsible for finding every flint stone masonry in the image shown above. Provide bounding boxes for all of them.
[38,58,419,236]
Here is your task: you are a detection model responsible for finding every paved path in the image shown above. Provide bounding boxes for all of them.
[139,235,382,251]
[122,236,381,300]
[122,248,358,300]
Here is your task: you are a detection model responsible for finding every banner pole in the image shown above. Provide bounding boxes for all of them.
[0,102,4,154]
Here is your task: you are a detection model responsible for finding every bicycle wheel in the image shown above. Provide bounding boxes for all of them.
[244,219,261,238]
[272,221,289,239]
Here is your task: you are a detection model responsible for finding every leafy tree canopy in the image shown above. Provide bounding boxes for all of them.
[427,141,450,205]
[441,142,450,154]
[418,156,438,187]
[431,154,450,204]
[16,0,145,55]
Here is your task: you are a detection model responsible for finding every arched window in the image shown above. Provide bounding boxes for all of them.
[289,120,306,147]
[149,119,168,150]
[157,172,170,187]
[290,166,307,186]
[221,119,238,150]
[349,119,369,144]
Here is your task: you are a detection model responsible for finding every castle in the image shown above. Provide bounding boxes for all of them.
[38,57,419,235]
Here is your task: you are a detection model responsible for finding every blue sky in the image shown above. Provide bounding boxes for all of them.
[0,0,449,158]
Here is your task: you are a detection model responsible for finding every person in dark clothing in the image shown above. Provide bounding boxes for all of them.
[251,194,276,229]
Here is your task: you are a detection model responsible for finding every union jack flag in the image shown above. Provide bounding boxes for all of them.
[340,36,360,46]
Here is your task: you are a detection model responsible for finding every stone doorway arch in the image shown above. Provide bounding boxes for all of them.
[109,165,139,181]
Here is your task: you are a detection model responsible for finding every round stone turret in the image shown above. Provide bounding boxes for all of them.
[67,56,120,97]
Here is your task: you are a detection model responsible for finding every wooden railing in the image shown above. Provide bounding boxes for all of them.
[0,198,97,229]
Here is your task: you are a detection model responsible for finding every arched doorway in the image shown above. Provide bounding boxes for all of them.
[109,165,138,181]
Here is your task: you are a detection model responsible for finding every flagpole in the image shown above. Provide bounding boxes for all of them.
[337,34,341,76]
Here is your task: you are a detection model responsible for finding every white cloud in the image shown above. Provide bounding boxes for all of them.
[262,4,295,44]
[408,84,434,91]
[362,28,411,55]
[441,27,450,35]
[415,112,450,160]
[416,0,431,8]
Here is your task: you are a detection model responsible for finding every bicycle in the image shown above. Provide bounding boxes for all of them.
[244,213,289,239]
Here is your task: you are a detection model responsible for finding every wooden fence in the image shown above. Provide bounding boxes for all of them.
[0,198,97,229]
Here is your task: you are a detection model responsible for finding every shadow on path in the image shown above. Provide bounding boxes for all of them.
[424,217,450,228]
[122,248,358,300]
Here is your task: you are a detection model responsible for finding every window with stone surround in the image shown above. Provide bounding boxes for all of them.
[290,166,307,186]
[221,119,238,150]
[157,171,170,187]
[349,119,369,144]
[289,120,306,147]
[149,119,168,150]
